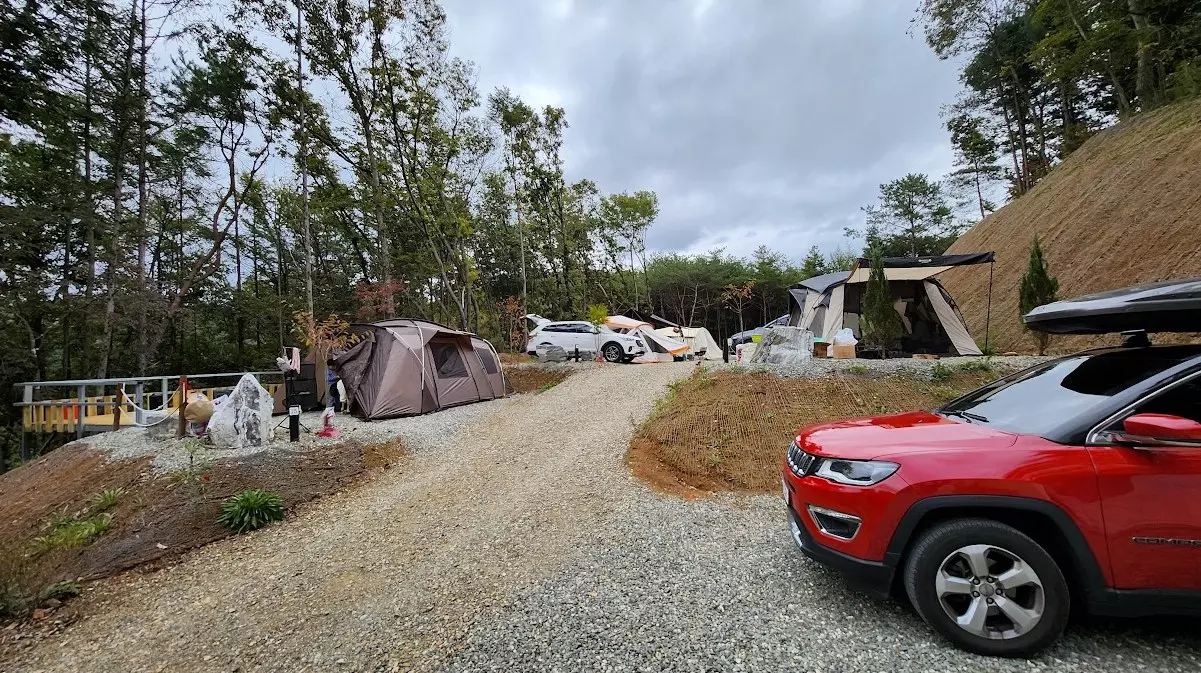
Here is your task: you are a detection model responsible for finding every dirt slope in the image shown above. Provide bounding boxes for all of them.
[941,99,1201,353]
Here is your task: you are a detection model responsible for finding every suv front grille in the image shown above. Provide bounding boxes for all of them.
[787,442,817,477]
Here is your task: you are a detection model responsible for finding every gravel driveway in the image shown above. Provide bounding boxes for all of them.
[7,363,1200,672]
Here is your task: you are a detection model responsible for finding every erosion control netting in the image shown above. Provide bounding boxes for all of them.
[629,369,990,495]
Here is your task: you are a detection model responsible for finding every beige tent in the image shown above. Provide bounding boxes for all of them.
[655,326,722,361]
[334,319,505,420]
[604,315,689,363]
[788,254,994,356]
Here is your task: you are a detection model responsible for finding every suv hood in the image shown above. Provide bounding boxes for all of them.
[796,411,1019,460]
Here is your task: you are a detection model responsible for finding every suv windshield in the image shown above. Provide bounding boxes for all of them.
[940,349,1200,436]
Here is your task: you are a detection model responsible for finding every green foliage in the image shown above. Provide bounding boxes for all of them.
[216,490,285,534]
[1019,236,1059,355]
[29,512,114,557]
[860,253,904,349]
[930,362,955,383]
[39,580,82,602]
[956,358,996,375]
[846,364,870,376]
[919,0,1201,199]
[856,174,962,257]
[89,488,126,513]
[587,304,609,325]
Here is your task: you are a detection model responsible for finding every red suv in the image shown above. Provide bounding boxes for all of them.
[783,278,1201,658]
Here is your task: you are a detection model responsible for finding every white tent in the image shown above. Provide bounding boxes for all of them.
[604,316,690,363]
[788,254,994,356]
[655,326,722,361]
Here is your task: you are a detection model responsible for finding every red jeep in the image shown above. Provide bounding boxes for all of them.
[782,280,1201,656]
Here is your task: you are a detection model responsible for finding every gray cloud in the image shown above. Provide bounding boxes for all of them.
[443,0,961,262]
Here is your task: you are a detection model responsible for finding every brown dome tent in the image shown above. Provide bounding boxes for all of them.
[333,319,506,420]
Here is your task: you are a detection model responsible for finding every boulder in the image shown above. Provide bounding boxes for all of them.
[537,345,569,363]
[208,374,274,449]
[749,327,814,366]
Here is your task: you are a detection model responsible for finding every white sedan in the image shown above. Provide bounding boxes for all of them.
[525,318,646,363]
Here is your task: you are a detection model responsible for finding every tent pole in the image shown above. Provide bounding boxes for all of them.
[984,261,995,354]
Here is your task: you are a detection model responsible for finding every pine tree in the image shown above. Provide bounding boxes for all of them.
[860,252,903,351]
[1019,235,1059,355]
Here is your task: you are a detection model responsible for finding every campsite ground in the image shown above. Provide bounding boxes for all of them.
[2,361,1200,672]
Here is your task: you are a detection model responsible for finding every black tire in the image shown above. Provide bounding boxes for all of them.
[602,341,624,363]
[902,518,1069,657]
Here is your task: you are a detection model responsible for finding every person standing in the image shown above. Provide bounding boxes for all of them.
[326,359,341,410]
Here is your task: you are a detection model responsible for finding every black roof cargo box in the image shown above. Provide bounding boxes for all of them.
[1023,278,1201,335]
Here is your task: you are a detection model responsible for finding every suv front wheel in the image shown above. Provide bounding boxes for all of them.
[902,518,1070,657]
[602,342,625,363]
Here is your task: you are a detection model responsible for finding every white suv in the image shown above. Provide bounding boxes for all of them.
[525,318,646,363]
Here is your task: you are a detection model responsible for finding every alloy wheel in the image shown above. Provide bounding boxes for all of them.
[604,344,623,362]
[935,544,1045,640]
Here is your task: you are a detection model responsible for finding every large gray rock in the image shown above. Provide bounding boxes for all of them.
[749,327,814,366]
[208,374,274,448]
[537,345,569,363]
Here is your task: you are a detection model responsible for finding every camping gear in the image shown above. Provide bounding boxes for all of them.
[788,254,994,356]
[334,319,505,420]
[1023,278,1201,335]
[832,345,857,359]
[833,328,857,346]
[603,316,689,363]
[813,340,829,358]
[654,326,723,361]
[208,375,275,449]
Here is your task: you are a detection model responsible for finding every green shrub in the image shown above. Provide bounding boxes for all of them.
[89,487,126,512]
[956,358,995,374]
[930,362,954,382]
[217,490,285,533]
[28,513,114,556]
[40,580,82,602]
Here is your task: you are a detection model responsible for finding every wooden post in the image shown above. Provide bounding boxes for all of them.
[176,376,189,438]
[113,405,122,431]
[160,377,169,411]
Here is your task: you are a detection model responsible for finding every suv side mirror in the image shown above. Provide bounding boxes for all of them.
[1117,413,1201,446]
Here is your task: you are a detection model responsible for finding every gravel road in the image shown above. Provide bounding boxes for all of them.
[7,362,1200,672]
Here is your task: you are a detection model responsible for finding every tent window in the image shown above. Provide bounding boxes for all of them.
[431,341,468,379]
[477,345,500,374]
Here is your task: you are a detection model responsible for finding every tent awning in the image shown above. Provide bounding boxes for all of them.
[847,265,954,283]
[854,252,996,269]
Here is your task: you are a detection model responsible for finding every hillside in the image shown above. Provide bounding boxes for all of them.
[941,99,1201,354]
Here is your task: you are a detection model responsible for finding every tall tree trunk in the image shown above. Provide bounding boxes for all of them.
[298,3,315,323]
[97,0,139,379]
[1127,0,1155,108]
[135,0,150,375]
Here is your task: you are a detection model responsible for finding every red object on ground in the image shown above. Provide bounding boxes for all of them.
[317,409,339,438]
[781,345,1201,657]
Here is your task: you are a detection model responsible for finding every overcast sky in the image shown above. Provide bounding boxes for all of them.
[442,0,962,264]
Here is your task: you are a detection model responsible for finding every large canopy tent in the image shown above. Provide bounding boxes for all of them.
[333,319,505,420]
[622,311,722,361]
[604,315,690,362]
[788,253,995,356]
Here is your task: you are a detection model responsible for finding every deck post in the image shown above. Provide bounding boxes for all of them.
[76,384,86,439]
[161,377,169,409]
[134,381,145,424]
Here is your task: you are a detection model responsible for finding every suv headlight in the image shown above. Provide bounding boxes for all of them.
[814,459,898,486]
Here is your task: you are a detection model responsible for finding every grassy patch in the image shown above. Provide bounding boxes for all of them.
[28,512,114,557]
[629,368,989,496]
[216,489,285,533]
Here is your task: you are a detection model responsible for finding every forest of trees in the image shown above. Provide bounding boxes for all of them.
[922,0,1201,205]
[1,0,1199,454]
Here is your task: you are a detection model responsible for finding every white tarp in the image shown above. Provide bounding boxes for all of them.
[655,326,722,360]
[799,291,822,331]
[605,316,690,363]
[923,281,982,355]
[821,285,845,342]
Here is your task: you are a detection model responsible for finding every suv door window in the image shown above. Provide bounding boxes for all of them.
[1128,377,1201,423]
